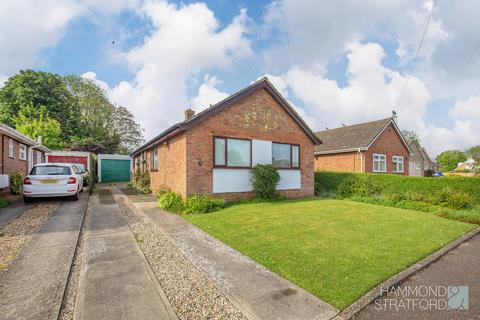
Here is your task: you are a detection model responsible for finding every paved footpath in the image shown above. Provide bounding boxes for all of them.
[354,233,480,320]
[118,188,338,320]
[0,193,88,320]
[74,190,177,320]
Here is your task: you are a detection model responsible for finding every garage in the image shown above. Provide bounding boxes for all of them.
[98,154,132,183]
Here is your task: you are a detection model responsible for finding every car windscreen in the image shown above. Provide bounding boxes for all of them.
[30,166,71,176]
[75,164,86,173]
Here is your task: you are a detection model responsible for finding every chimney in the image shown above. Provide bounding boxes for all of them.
[184,108,195,121]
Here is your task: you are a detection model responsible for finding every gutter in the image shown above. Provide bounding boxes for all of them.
[315,147,368,155]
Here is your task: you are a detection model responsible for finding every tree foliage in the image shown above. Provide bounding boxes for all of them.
[13,103,63,149]
[436,150,467,172]
[465,145,480,161]
[0,70,144,154]
[401,129,420,142]
[0,70,78,140]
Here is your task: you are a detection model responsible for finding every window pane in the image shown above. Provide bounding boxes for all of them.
[292,145,299,167]
[272,143,291,168]
[214,138,226,166]
[227,139,250,167]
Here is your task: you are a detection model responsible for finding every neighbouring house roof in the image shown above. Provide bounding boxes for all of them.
[419,147,439,166]
[0,123,51,153]
[131,77,321,157]
[314,118,412,155]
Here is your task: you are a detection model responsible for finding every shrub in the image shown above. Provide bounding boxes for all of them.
[251,164,281,200]
[336,175,381,199]
[128,170,151,194]
[185,194,224,214]
[433,188,474,210]
[10,171,24,195]
[158,191,184,213]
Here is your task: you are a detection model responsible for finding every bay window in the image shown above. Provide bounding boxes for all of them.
[373,154,386,172]
[393,156,404,173]
[214,137,251,168]
[272,143,300,169]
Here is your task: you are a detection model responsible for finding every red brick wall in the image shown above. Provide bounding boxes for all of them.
[186,87,315,200]
[314,152,364,173]
[148,134,187,196]
[1,134,29,176]
[364,123,410,175]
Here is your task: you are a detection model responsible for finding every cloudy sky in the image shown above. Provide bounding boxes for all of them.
[1,0,479,156]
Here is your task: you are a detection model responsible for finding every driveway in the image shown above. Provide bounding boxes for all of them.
[0,194,88,320]
[354,233,480,320]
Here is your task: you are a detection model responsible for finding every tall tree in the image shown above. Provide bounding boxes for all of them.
[13,103,63,149]
[436,150,467,172]
[111,105,145,154]
[465,145,480,160]
[0,70,79,140]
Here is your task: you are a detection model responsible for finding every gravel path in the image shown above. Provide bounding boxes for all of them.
[0,202,59,271]
[58,218,86,320]
[117,197,248,320]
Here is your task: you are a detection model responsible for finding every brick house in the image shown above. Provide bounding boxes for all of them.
[0,123,51,191]
[407,139,424,176]
[314,118,412,175]
[131,78,321,201]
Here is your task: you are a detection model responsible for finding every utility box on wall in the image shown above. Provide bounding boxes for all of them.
[0,174,9,189]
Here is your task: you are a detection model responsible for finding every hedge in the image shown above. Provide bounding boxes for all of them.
[315,171,480,205]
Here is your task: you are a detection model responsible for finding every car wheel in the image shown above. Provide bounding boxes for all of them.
[80,185,84,193]
[23,196,32,204]
[72,189,79,201]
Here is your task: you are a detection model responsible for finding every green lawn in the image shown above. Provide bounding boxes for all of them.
[184,199,476,310]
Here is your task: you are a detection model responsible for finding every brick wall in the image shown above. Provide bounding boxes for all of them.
[148,134,187,196]
[1,134,29,176]
[314,152,363,172]
[186,87,315,200]
[364,123,410,175]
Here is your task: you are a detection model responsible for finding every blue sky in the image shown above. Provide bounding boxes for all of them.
[0,0,479,156]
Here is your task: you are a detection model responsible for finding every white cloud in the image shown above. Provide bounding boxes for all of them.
[103,1,251,138]
[191,75,229,112]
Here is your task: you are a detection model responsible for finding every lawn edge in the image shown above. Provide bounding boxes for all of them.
[334,226,480,320]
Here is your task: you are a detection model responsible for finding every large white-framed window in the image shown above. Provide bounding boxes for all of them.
[214,137,251,168]
[373,153,386,172]
[272,143,300,169]
[8,139,14,158]
[392,156,404,173]
[19,144,27,160]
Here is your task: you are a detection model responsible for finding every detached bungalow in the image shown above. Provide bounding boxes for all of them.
[407,139,439,176]
[314,117,412,175]
[131,78,321,201]
[0,123,51,191]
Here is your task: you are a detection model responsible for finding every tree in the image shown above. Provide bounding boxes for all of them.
[13,103,63,149]
[0,70,79,141]
[466,145,480,160]
[436,150,467,172]
[111,105,145,154]
[402,129,420,142]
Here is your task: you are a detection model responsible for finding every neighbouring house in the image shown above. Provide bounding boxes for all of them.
[314,117,412,175]
[455,158,476,172]
[131,78,321,201]
[0,123,51,191]
[408,139,425,176]
[419,147,440,173]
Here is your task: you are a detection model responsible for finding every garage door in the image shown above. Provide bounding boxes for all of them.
[101,159,131,182]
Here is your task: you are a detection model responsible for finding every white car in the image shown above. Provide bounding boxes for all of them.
[23,163,84,203]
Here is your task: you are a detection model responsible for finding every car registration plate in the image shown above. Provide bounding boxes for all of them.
[41,179,58,184]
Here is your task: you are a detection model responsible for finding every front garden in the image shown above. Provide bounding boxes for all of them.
[185,198,476,309]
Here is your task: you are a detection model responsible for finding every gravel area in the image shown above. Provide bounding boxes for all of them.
[117,196,248,320]
[0,202,59,271]
[58,217,86,320]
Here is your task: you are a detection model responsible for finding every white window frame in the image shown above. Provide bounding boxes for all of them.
[415,162,421,174]
[392,155,404,173]
[373,153,386,173]
[19,144,27,160]
[8,139,14,158]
